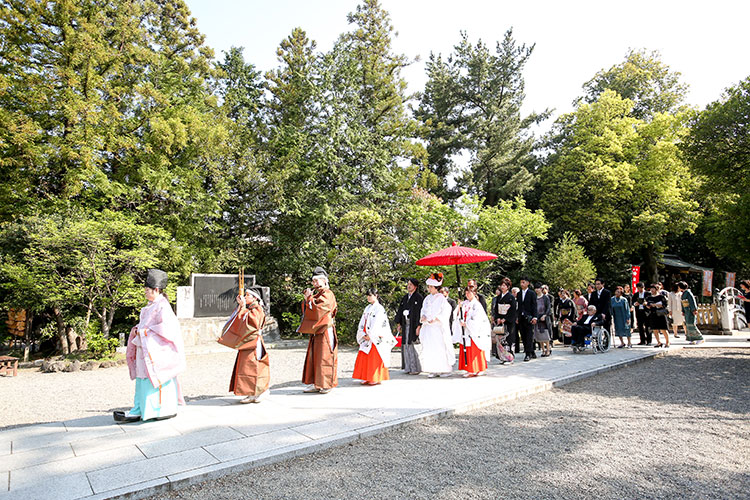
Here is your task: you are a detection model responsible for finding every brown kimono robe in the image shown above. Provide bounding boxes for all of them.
[298,288,338,389]
[225,304,269,397]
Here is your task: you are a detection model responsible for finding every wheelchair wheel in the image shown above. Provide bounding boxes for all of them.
[596,328,611,352]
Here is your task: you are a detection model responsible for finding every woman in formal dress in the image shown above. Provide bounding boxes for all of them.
[534,283,552,357]
[353,289,396,385]
[573,289,588,321]
[557,289,576,345]
[419,272,455,378]
[667,283,684,339]
[493,278,517,357]
[646,283,670,348]
[677,281,704,344]
[611,286,632,348]
[115,269,186,423]
[452,287,491,377]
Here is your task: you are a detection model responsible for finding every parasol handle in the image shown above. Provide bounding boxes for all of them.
[454,264,468,366]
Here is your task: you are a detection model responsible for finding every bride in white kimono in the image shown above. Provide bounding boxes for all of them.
[419,273,455,377]
[452,287,492,377]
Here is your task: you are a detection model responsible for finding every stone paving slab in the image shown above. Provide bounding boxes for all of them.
[137,426,243,459]
[2,337,746,500]
[87,448,217,494]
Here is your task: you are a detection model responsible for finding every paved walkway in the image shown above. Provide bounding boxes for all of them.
[1,334,748,500]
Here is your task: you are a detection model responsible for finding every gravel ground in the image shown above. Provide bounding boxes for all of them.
[0,341,386,430]
[152,348,750,500]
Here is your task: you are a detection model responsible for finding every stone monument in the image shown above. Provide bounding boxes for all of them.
[177,273,280,347]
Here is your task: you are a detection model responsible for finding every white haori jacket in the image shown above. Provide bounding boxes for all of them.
[356,301,397,361]
[452,298,492,354]
[419,292,455,372]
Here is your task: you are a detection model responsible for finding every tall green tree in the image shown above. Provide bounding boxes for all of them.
[210,46,266,271]
[416,29,547,204]
[326,0,424,196]
[682,76,750,266]
[0,0,229,272]
[580,48,689,120]
[542,233,597,291]
[252,2,428,331]
[256,27,332,324]
[540,90,699,282]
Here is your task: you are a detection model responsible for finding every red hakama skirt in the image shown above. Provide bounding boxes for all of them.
[352,347,389,383]
[458,340,487,374]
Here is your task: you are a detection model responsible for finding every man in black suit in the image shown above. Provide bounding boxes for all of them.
[632,281,651,345]
[395,278,424,374]
[590,278,612,331]
[517,276,539,362]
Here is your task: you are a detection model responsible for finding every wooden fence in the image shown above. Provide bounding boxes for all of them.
[696,304,721,329]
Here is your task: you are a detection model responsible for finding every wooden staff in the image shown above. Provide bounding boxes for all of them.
[239,268,245,299]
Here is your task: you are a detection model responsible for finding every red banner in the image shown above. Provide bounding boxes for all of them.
[726,272,736,289]
[631,265,641,292]
[702,270,713,296]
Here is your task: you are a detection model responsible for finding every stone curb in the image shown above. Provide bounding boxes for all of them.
[81,348,671,500]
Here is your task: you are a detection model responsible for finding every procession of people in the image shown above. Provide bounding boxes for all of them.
[113,264,718,423]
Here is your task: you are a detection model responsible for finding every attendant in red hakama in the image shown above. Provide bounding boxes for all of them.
[452,287,492,377]
[353,289,396,385]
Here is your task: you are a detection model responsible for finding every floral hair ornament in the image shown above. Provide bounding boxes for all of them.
[425,272,444,287]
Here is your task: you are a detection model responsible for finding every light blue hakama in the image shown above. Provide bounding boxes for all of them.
[129,377,178,421]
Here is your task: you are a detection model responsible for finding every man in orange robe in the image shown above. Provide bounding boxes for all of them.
[222,290,269,403]
[298,266,338,393]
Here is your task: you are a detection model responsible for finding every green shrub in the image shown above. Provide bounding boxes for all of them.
[86,330,120,359]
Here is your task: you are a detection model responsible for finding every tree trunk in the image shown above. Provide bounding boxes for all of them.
[24,311,33,361]
[65,325,79,353]
[84,299,93,330]
[101,306,110,338]
[53,307,70,355]
[643,245,659,285]
[101,306,116,339]
[106,307,117,344]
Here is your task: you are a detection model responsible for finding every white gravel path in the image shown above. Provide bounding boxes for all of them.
[151,348,750,500]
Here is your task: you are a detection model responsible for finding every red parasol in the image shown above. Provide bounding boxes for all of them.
[416,241,497,287]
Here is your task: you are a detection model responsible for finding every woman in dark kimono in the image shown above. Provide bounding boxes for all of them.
[677,281,704,344]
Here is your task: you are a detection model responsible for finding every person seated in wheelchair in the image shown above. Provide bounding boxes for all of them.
[570,305,604,347]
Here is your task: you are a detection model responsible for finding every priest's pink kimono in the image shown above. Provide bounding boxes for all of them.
[115,269,186,423]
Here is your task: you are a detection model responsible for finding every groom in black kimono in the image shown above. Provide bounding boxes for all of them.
[395,278,424,374]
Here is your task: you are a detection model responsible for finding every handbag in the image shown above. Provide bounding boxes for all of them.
[492,325,505,335]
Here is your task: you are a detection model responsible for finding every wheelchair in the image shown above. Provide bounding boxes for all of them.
[571,325,611,354]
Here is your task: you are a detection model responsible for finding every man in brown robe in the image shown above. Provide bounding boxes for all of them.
[298,266,338,393]
[223,290,269,403]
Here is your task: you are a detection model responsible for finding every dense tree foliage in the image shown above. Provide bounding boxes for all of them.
[682,75,750,266]
[540,90,699,282]
[0,1,745,353]
[580,49,689,120]
[542,233,597,292]
[416,30,547,204]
